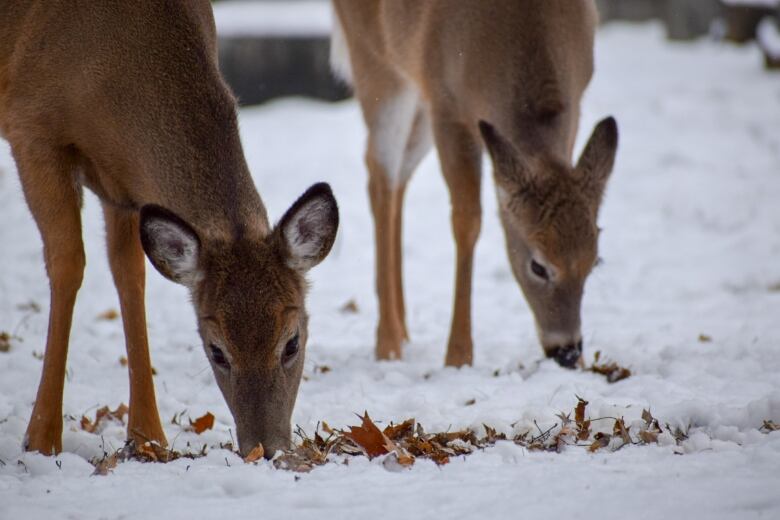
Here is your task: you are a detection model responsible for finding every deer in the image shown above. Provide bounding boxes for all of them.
[331,0,618,368]
[0,1,339,458]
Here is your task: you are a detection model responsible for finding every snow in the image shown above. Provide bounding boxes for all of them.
[722,0,779,7]
[212,0,332,37]
[1,23,780,520]
[758,18,780,57]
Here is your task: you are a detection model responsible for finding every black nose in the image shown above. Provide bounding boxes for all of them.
[546,340,583,369]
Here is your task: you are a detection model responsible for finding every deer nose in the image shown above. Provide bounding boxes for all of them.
[545,339,583,369]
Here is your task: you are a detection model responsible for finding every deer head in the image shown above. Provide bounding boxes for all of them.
[139,183,339,457]
[479,118,618,368]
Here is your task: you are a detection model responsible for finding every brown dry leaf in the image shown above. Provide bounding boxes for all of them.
[135,441,173,462]
[638,430,659,444]
[189,412,215,434]
[575,397,588,426]
[577,420,591,442]
[0,332,11,353]
[97,309,119,321]
[483,425,507,444]
[243,443,265,463]
[119,356,128,367]
[698,334,712,343]
[588,432,611,452]
[81,404,129,433]
[613,418,631,444]
[383,418,415,441]
[464,398,477,406]
[343,412,395,458]
[589,354,632,383]
[641,409,654,426]
[339,299,359,314]
[760,420,780,433]
[91,453,119,476]
[313,365,331,374]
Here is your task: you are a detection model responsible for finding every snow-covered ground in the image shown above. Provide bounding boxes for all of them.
[1,23,779,520]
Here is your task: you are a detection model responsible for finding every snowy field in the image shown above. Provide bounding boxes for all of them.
[1,23,780,520]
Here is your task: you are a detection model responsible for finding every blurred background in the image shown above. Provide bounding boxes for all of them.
[211,0,780,107]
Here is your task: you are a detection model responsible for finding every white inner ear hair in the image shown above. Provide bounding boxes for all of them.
[147,219,201,286]
[285,199,333,264]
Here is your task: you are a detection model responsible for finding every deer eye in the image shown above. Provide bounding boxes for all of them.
[209,344,229,370]
[282,334,300,367]
[530,259,549,281]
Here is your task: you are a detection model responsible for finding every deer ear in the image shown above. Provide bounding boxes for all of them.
[576,116,618,202]
[140,205,202,288]
[479,120,531,188]
[278,183,339,272]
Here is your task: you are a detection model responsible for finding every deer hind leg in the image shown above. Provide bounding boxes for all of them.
[363,84,431,360]
[16,145,85,455]
[102,204,167,447]
[432,116,483,367]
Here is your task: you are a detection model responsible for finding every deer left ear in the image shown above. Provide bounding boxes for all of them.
[576,116,618,203]
[479,120,534,190]
[278,183,339,272]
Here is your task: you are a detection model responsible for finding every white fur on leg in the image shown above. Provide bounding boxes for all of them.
[371,87,422,188]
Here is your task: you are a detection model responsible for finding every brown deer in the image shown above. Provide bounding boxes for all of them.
[0,1,338,458]
[331,0,618,368]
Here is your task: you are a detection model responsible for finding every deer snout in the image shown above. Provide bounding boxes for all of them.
[541,331,583,369]
[236,424,291,460]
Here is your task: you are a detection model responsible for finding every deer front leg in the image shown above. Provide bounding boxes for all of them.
[433,117,483,367]
[16,147,85,455]
[366,157,407,360]
[102,204,167,447]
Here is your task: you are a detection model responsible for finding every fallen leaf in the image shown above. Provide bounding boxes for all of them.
[243,443,265,463]
[613,417,631,444]
[383,418,415,441]
[134,441,173,462]
[589,354,631,383]
[760,420,780,433]
[588,432,611,452]
[339,299,359,314]
[91,453,119,476]
[313,365,331,374]
[119,356,128,367]
[97,309,119,321]
[81,404,129,433]
[343,412,395,458]
[464,398,477,406]
[189,412,215,434]
[638,430,659,444]
[575,397,589,426]
[0,332,11,353]
[698,334,712,343]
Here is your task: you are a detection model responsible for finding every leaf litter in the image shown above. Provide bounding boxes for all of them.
[80,400,780,475]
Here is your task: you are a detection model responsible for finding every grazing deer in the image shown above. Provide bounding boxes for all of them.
[331,0,618,367]
[0,1,338,458]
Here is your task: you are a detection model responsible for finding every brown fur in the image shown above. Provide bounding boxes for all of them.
[1,1,338,456]
[333,0,618,367]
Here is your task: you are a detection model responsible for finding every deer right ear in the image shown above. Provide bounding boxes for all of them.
[140,205,202,288]
[278,183,339,273]
[575,116,618,203]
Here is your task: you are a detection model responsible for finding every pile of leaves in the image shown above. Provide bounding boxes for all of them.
[78,399,779,476]
[272,399,681,472]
